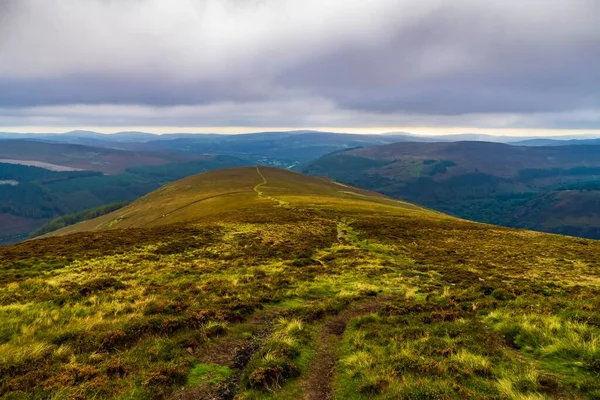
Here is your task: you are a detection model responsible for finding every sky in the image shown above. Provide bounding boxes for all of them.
[0,0,599,135]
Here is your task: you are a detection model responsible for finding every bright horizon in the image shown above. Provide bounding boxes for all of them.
[3,126,600,138]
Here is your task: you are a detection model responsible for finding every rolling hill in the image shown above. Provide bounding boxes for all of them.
[1,131,438,168]
[0,140,197,174]
[2,167,600,399]
[44,166,421,236]
[303,141,600,239]
[515,138,600,146]
[74,131,428,167]
[0,132,435,244]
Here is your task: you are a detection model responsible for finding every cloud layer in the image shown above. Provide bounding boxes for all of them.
[1,0,599,131]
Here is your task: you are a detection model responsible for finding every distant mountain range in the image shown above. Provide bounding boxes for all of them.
[0,139,201,174]
[513,138,600,146]
[0,131,429,165]
[2,129,599,145]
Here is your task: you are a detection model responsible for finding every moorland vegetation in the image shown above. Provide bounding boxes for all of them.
[1,167,599,399]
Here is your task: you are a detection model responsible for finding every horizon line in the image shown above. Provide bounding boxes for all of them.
[2,126,600,138]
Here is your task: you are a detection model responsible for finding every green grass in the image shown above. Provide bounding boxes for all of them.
[1,167,600,398]
[486,311,600,388]
[187,363,233,386]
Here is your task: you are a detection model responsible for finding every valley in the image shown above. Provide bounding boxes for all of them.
[3,134,600,245]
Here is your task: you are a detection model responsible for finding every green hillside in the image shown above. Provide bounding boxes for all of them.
[506,190,600,238]
[303,141,600,239]
[2,167,600,399]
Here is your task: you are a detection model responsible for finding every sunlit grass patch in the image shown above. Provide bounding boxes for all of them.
[450,349,493,377]
[486,311,600,374]
[332,297,580,399]
[187,363,232,387]
[271,298,305,310]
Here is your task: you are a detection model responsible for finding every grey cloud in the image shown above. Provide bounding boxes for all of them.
[0,0,599,129]
[278,1,600,115]
[0,75,288,107]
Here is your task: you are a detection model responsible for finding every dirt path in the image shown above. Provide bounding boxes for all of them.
[169,307,279,400]
[302,298,388,400]
[253,165,268,197]
[254,166,290,207]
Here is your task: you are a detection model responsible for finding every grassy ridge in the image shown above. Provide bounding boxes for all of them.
[1,167,599,399]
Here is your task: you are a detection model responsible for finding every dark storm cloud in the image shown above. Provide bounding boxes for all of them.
[0,0,599,129]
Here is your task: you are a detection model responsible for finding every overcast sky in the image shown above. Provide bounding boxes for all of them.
[0,0,599,135]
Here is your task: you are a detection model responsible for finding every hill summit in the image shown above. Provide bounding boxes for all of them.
[47,166,422,236]
[2,167,600,399]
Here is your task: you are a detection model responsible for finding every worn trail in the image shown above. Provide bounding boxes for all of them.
[302,298,388,400]
[254,165,290,207]
[253,165,268,197]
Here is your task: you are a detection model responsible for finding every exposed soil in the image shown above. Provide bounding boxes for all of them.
[169,308,277,400]
[302,297,389,400]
